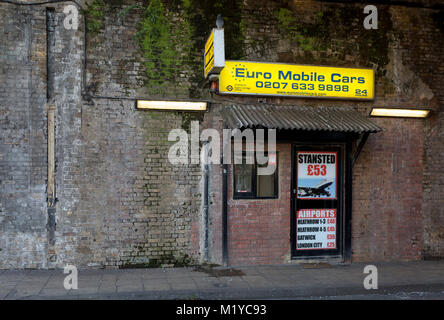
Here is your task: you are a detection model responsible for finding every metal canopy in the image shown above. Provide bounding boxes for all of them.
[222,104,381,133]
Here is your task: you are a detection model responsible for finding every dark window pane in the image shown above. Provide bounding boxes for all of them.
[234,163,253,194]
[257,163,277,197]
[233,152,278,199]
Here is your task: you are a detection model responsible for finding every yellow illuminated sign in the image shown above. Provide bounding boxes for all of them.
[219,61,374,100]
[204,29,224,78]
[204,31,214,78]
[205,30,214,54]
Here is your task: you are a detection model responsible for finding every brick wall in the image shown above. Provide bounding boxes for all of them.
[352,118,423,261]
[0,2,205,268]
[1,0,443,268]
[0,5,48,268]
[226,144,291,265]
[390,6,444,259]
[53,98,202,268]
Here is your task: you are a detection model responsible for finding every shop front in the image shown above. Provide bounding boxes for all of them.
[217,105,380,265]
[201,21,430,266]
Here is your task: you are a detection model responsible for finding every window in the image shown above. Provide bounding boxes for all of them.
[233,152,278,199]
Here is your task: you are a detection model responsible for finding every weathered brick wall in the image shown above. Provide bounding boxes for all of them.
[48,4,84,267]
[1,0,443,268]
[352,5,444,261]
[388,6,444,259]
[352,118,424,261]
[0,5,48,268]
[1,1,205,269]
[74,1,206,266]
[53,98,202,268]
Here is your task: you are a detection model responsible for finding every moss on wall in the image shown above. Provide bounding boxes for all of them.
[85,0,107,33]
[276,8,327,52]
[177,111,204,131]
[275,4,393,77]
[122,0,245,98]
[136,0,193,95]
[95,1,399,97]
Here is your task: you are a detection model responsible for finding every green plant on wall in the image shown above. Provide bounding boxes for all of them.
[132,0,245,97]
[119,3,142,19]
[85,0,107,33]
[137,0,193,94]
[276,8,326,52]
[277,8,297,37]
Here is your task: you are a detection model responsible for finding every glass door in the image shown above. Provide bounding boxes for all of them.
[291,145,344,258]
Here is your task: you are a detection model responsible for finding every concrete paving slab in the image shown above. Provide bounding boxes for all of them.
[98,285,117,294]
[117,283,144,293]
[142,282,171,291]
[76,287,99,295]
[0,281,21,288]
[116,280,143,288]
[141,270,168,277]
[43,281,65,289]
[16,277,48,283]
[38,288,71,297]
[216,278,250,289]
[0,270,30,277]
[15,281,45,289]
[77,282,101,291]
[241,275,273,288]
[143,278,170,285]
[194,279,221,290]
[115,275,144,281]
[0,289,15,299]
[168,278,197,290]
[78,274,103,282]
[101,274,118,281]
[240,267,263,276]
[165,272,195,280]
[77,270,106,276]
[189,272,212,279]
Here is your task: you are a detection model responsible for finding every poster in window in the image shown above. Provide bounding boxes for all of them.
[297,151,337,199]
[296,209,336,250]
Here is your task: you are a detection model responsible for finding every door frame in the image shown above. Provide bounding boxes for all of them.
[290,141,352,261]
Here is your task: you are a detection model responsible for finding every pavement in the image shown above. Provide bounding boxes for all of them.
[0,260,443,300]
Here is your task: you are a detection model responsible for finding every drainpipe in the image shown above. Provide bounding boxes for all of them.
[221,126,230,266]
[202,141,210,261]
[345,141,353,262]
[47,102,56,246]
[47,103,56,207]
[222,163,228,266]
[46,8,56,246]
